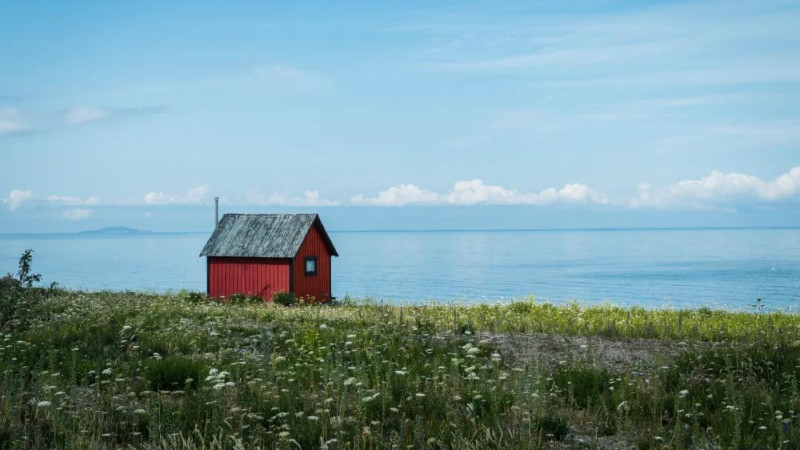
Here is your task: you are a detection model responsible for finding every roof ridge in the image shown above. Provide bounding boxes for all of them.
[223,213,318,216]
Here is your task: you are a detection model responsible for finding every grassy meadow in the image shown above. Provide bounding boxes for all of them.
[3,286,800,449]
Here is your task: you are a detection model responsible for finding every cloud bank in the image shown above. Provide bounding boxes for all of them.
[46,195,100,205]
[631,166,800,209]
[351,184,439,206]
[352,179,608,207]
[2,190,34,211]
[3,167,798,214]
[352,168,799,209]
[144,185,210,205]
[244,189,338,206]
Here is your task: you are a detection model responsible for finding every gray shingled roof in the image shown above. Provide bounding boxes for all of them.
[199,214,338,258]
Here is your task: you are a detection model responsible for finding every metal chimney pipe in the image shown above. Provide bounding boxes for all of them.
[214,197,219,226]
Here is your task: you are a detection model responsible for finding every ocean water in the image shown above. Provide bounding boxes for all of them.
[1,228,799,310]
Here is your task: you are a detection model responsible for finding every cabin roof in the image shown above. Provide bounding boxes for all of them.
[199,213,338,258]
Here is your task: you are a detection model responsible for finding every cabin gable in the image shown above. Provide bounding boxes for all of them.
[292,222,333,302]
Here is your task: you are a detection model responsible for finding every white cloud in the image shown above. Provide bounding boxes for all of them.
[351,184,439,206]
[2,190,34,211]
[64,106,109,125]
[351,179,608,206]
[445,179,607,205]
[0,108,30,135]
[299,190,338,206]
[630,166,800,209]
[245,189,338,206]
[444,179,519,205]
[144,184,210,205]
[3,191,100,211]
[62,208,93,221]
[47,195,100,205]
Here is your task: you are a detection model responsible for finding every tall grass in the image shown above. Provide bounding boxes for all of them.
[1,291,800,449]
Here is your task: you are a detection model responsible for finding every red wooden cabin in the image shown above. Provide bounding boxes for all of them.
[200,214,338,302]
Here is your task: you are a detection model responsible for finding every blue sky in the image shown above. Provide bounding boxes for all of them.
[1,0,799,232]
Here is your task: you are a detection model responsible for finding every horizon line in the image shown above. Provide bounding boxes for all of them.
[1,225,799,237]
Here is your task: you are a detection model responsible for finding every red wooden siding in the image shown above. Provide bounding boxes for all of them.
[208,257,290,301]
[293,224,332,302]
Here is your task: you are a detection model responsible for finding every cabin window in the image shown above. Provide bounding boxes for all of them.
[304,256,318,276]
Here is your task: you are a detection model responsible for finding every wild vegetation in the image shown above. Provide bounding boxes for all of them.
[2,253,800,449]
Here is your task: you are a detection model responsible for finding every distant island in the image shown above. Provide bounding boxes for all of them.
[79,226,152,235]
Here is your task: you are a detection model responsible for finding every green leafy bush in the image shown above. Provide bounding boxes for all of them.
[508,301,534,314]
[457,322,476,335]
[329,293,359,307]
[552,366,616,408]
[272,291,296,306]
[532,415,569,441]
[144,356,206,391]
[182,291,207,304]
[0,249,45,331]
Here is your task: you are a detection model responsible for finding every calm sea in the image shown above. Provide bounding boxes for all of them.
[1,228,799,310]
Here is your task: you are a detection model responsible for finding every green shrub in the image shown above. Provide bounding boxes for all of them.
[329,293,358,307]
[532,415,569,440]
[508,301,534,314]
[144,356,206,391]
[272,291,296,306]
[182,291,207,304]
[1,249,45,331]
[552,366,616,408]
[634,435,657,450]
[0,416,14,450]
[457,322,476,335]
